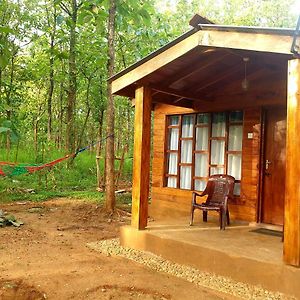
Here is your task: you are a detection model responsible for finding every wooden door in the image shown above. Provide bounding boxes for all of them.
[262,108,286,225]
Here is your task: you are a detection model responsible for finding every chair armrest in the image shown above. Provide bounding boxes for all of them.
[192,191,207,197]
[192,190,207,205]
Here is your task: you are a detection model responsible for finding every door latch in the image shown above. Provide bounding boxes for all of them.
[265,159,272,170]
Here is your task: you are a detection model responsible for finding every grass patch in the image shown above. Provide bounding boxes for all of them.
[0,147,133,204]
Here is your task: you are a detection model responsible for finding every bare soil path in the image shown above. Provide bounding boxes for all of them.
[0,199,235,300]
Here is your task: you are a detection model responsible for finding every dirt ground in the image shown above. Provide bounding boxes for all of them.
[0,199,237,300]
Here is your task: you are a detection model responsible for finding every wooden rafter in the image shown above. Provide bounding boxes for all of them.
[152,96,194,109]
[194,64,242,93]
[205,66,269,97]
[166,52,230,88]
[151,85,209,103]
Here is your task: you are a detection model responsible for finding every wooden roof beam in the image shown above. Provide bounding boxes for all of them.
[166,52,230,88]
[194,64,242,93]
[151,85,209,103]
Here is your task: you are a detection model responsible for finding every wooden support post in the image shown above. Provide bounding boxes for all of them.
[284,59,300,266]
[131,86,151,230]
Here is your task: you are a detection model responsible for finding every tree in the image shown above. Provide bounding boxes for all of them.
[105,0,117,213]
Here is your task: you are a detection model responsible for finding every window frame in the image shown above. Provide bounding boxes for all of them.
[164,111,243,194]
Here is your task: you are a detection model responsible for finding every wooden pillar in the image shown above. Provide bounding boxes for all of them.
[284,59,300,266]
[131,86,151,230]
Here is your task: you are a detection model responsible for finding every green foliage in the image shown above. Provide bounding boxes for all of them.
[0,0,298,203]
[0,146,132,202]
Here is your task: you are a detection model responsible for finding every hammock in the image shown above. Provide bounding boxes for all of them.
[0,134,113,177]
[0,155,73,177]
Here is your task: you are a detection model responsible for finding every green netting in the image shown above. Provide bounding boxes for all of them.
[1,164,31,177]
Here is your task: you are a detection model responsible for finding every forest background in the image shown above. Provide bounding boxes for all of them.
[0,0,298,205]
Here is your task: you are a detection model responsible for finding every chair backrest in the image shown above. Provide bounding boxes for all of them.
[205,174,235,205]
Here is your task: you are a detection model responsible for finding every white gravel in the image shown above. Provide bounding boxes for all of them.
[87,238,295,300]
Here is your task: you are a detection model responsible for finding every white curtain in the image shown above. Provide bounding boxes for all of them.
[195,179,206,191]
[168,153,178,175]
[210,167,224,175]
[182,115,193,137]
[228,125,243,151]
[227,154,241,180]
[167,126,179,188]
[169,128,179,150]
[212,113,226,137]
[195,154,208,177]
[227,124,243,195]
[180,166,191,189]
[181,140,193,163]
[196,127,208,150]
[211,140,225,165]
[167,177,177,188]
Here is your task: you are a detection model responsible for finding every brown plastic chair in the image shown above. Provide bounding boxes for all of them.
[190,174,235,230]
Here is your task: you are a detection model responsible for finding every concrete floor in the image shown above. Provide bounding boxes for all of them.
[121,217,300,298]
[147,217,283,264]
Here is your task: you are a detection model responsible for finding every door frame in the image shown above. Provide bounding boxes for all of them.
[257,109,266,223]
[257,106,287,225]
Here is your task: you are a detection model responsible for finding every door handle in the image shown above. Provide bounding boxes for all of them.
[265,160,272,170]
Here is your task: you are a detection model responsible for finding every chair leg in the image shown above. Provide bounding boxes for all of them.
[219,209,226,230]
[222,209,226,230]
[219,211,223,230]
[190,207,195,226]
[226,209,230,226]
[203,211,208,222]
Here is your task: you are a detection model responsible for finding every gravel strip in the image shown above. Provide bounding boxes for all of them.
[87,238,295,300]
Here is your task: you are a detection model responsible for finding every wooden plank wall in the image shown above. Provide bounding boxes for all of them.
[150,103,261,222]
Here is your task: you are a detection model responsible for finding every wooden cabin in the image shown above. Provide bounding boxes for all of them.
[109,18,300,267]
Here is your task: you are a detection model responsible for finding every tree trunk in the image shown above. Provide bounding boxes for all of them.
[34,119,39,162]
[47,44,54,143]
[58,79,64,150]
[104,0,116,213]
[46,3,56,142]
[6,55,15,159]
[66,0,77,155]
[77,76,91,148]
[96,108,104,190]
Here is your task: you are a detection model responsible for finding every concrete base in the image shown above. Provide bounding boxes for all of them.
[120,219,300,298]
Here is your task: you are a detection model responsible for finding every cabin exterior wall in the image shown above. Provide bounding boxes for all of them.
[150,103,263,222]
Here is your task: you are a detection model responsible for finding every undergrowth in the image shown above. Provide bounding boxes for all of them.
[0,147,133,203]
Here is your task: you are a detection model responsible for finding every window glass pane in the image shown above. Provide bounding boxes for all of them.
[229,111,243,123]
[167,177,177,188]
[228,125,243,151]
[180,166,191,189]
[196,127,208,150]
[195,154,208,177]
[167,153,178,175]
[227,154,242,180]
[168,128,179,150]
[212,112,226,137]
[195,179,207,191]
[233,183,241,196]
[169,116,179,126]
[210,167,225,175]
[211,140,225,165]
[182,115,193,137]
[197,113,209,124]
[181,140,193,163]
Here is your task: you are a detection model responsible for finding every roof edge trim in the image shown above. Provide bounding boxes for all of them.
[198,24,295,36]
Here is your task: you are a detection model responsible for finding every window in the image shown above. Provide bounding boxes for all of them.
[165,111,243,195]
